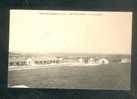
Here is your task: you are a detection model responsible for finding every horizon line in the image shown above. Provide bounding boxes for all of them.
[8,51,131,55]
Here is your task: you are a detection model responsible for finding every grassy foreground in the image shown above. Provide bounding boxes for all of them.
[8,63,130,90]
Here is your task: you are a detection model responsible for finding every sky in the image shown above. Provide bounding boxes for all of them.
[9,10,132,54]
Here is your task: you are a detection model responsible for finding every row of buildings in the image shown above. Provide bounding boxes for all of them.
[8,53,131,66]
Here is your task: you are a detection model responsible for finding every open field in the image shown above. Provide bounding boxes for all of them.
[8,63,130,90]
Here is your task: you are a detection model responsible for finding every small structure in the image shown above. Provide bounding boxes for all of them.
[34,56,58,65]
[63,58,78,64]
[121,58,131,63]
[8,56,27,66]
[78,58,84,64]
[88,58,95,64]
[26,58,34,66]
[97,58,109,64]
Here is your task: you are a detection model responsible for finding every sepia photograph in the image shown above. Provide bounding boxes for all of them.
[8,10,132,90]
